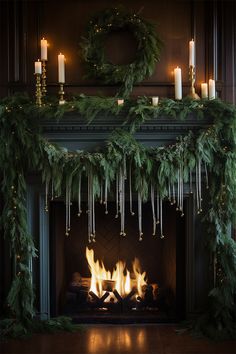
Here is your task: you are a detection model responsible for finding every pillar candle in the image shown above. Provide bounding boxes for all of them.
[209,79,216,99]
[117,99,124,105]
[41,38,48,61]
[189,39,195,67]
[34,59,42,74]
[174,67,182,100]
[201,83,208,99]
[58,53,65,83]
[152,97,159,106]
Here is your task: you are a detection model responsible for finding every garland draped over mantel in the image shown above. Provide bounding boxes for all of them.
[0,94,236,339]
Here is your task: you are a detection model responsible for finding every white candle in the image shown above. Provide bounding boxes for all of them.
[58,53,65,83]
[201,83,208,99]
[189,39,195,67]
[41,38,48,61]
[174,67,182,100]
[209,79,216,99]
[34,59,42,74]
[152,97,159,106]
[117,99,124,105]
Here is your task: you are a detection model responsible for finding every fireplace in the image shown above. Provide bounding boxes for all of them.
[27,111,211,323]
[49,200,186,323]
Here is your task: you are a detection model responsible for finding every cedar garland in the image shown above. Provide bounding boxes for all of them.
[0,94,235,339]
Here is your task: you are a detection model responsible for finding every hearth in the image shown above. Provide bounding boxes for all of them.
[49,200,186,323]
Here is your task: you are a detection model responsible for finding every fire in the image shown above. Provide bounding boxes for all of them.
[86,247,147,299]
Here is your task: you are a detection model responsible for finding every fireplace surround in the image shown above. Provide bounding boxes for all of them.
[27,110,211,322]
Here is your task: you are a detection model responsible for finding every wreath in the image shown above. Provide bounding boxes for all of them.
[81,8,162,97]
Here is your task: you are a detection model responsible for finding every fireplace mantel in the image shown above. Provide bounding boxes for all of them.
[41,111,212,150]
[27,111,211,321]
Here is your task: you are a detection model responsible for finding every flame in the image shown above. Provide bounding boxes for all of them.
[86,247,147,299]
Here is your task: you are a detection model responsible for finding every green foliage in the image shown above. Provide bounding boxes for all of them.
[0,93,236,340]
[80,7,162,97]
[0,317,80,340]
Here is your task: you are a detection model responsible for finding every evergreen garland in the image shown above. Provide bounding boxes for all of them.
[80,8,162,97]
[0,94,235,339]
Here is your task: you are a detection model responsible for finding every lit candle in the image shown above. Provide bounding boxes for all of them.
[174,67,182,100]
[41,38,48,61]
[117,99,124,105]
[152,97,159,106]
[34,59,42,74]
[189,39,195,67]
[58,53,65,83]
[201,83,208,99]
[209,79,216,99]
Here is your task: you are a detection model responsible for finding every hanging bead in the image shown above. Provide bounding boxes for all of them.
[151,184,156,236]
[129,161,135,215]
[138,192,143,240]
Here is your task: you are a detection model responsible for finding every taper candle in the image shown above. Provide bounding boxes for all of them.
[58,53,65,83]
[189,39,195,67]
[174,67,182,100]
[41,38,48,61]
[209,79,216,99]
[34,59,42,74]
[201,83,208,99]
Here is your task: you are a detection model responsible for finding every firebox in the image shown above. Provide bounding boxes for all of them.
[49,200,186,323]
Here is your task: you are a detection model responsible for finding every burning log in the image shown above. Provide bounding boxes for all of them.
[102,279,115,292]
[113,289,123,302]
[88,290,109,308]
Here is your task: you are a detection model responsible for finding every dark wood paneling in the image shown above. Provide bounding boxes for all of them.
[0,0,235,101]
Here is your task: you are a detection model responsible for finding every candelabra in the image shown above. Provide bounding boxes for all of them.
[35,73,42,107]
[189,65,200,100]
[59,83,65,105]
[41,60,47,97]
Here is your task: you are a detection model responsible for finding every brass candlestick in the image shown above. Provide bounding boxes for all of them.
[59,83,65,105]
[35,73,42,107]
[41,60,47,97]
[189,65,200,100]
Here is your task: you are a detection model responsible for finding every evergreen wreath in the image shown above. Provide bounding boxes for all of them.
[81,8,162,97]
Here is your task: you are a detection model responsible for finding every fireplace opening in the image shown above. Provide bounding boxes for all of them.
[49,200,186,323]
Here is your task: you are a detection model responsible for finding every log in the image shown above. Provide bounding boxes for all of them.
[113,289,123,303]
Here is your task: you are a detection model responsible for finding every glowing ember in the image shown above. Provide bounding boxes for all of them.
[86,247,147,299]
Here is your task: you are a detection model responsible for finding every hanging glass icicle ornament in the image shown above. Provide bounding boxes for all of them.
[160,197,164,238]
[180,162,184,217]
[138,191,143,241]
[129,162,135,216]
[51,180,54,201]
[45,178,49,212]
[115,172,119,218]
[196,158,202,214]
[119,163,126,236]
[100,179,103,204]
[88,167,96,242]
[104,177,108,214]
[168,182,171,201]
[77,172,82,217]
[171,183,175,205]
[156,192,160,224]
[65,178,71,237]
[204,161,209,189]
[189,169,193,193]
[151,184,156,236]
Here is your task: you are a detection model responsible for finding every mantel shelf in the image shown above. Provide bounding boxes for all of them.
[41,112,212,150]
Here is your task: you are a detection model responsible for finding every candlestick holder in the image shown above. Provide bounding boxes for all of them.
[58,83,65,105]
[35,73,42,107]
[41,60,47,97]
[188,65,200,100]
